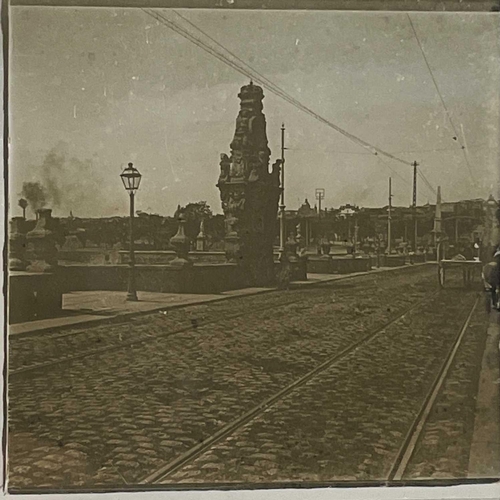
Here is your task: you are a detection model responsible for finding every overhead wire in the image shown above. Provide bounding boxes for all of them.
[407,14,476,184]
[143,8,414,167]
[417,169,437,197]
[144,8,449,202]
[288,147,440,200]
[376,156,412,188]
[286,147,372,155]
[288,144,497,155]
[391,144,497,154]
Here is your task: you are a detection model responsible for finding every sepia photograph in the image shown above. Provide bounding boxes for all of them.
[5,2,500,494]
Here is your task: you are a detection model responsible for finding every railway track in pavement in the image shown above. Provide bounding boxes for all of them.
[9,266,434,377]
[141,291,483,486]
[386,295,480,480]
[9,265,485,490]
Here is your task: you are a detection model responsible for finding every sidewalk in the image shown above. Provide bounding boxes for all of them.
[9,263,431,336]
[468,311,500,477]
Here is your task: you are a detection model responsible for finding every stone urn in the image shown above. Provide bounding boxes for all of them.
[26,208,58,273]
[196,218,208,252]
[9,217,27,271]
[170,213,192,267]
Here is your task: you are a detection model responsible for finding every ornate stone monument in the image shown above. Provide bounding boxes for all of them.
[217,82,281,286]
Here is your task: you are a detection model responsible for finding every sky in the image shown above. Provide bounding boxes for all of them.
[9,7,500,218]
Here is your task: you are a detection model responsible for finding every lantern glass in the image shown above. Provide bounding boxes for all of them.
[120,163,142,192]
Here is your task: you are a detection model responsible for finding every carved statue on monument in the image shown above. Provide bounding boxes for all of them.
[230,151,246,180]
[225,216,238,237]
[228,190,246,212]
[271,159,282,187]
[218,153,231,184]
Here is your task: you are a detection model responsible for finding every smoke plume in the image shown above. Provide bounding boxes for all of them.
[21,181,47,211]
[21,144,104,217]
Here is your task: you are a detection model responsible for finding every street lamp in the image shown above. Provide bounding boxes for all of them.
[120,162,142,301]
[315,188,325,216]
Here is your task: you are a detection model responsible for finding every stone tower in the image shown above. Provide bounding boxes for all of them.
[217,82,281,286]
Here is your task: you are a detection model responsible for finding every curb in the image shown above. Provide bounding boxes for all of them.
[9,262,434,338]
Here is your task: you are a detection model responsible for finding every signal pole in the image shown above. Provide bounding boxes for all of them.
[315,188,325,217]
[388,177,392,254]
[279,123,286,256]
[412,160,419,252]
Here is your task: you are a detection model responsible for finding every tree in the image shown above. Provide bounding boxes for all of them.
[18,198,28,219]
[175,201,214,240]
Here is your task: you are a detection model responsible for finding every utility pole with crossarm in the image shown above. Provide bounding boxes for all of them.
[412,161,419,252]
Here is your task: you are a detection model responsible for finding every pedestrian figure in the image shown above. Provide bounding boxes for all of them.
[482,245,500,311]
[409,250,415,265]
[277,257,292,290]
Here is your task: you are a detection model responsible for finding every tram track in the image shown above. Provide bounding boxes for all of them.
[386,294,480,481]
[140,292,482,486]
[140,290,441,485]
[9,268,434,377]
[9,294,311,377]
[8,266,484,490]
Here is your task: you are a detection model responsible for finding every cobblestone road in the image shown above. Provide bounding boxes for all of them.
[403,302,493,479]
[160,289,483,484]
[7,266,490,490]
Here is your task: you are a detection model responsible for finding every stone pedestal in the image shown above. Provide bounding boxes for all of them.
[26,208,58,273]
[9,217,27,271]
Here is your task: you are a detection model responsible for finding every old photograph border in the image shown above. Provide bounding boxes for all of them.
[3,0,500,498]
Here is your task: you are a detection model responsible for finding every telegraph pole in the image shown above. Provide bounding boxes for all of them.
[279,123,286,256]
[315,188,325,239]
[412,160,419,252]
[388,177,392,254]
[354,216,359,255]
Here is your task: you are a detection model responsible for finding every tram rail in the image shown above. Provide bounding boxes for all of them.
[386,294,480,480]
[141,290,442,484]
[9,268,433,377]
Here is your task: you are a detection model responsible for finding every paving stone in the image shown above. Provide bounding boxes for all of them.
[9,267,459,489]
[157,286,486,485]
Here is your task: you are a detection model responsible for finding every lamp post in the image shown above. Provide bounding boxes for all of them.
[353,216,359,256]
[279,123,286,258]
[120,162,142,301]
